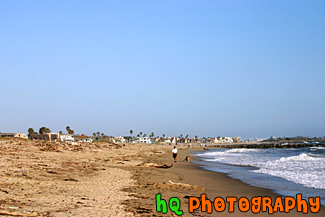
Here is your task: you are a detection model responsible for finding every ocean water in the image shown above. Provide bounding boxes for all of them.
[194,146,325,203]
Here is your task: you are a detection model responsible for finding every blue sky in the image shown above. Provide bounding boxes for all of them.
[1,1,324,138]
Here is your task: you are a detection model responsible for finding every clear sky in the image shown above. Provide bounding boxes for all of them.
[1,1,324,138]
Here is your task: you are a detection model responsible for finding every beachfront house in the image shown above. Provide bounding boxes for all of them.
[163,137,177,144]
[114,136,132,143]
[153,137,163,143]
[121,136,133,143]
[74,135,93,143]
[137,137,153,144]
[88,135,110,142]
[213,136,240,143]
[60,134,75,142]
[177,138,191,143]
[0,133,28,139]
[164,138,171,143]
[30,133,60,141]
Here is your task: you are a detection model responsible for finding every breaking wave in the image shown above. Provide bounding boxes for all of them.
[196,147,325,189]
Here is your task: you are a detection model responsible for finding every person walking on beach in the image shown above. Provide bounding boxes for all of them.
[172,146,178,162]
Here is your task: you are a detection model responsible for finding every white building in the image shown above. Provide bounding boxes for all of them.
[214,137,234,143]
[138,137,152,144]
[223,137,233,143]
[117,136,133,143]
[60,134,75,142]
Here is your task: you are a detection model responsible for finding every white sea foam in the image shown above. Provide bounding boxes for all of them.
[310,146,325,150]
[254,153,325,189]
[225,148,260,153]
[196,148,325,189]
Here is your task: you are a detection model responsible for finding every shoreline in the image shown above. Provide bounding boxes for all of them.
[125,144,324,216]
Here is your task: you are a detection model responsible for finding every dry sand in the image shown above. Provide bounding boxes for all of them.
[0,139,324,216]
[0,139,144,216]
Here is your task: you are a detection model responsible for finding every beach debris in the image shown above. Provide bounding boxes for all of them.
[46,170,58,174]
[0,210,37,217]
[129,193,148,199]
[0,189,9,194]
[137,163,173,168]
[168,180,182,185]
[146,180,204,191]
[135,206,151,214]
[64,178,78,182]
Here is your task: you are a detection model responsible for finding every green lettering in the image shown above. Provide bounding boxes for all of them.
[156,194,168,213]
[169,197,184,216]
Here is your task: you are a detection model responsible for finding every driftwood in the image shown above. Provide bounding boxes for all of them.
[146,180,204,191]
[168,180,205,191]
[0,189,8,194]
[156,164,173,168]
[169,180,182,185]
[137,163,173,168]
[0,211,37,217]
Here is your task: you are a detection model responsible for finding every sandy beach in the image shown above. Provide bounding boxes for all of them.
[0,139,142,216]
[0,139,323,216]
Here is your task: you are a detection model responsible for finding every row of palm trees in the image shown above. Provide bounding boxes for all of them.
[28,126,74,136]
[129,130,196,139]
[92,132,107,137]
[130,131,154,138]
[27,127,51,136]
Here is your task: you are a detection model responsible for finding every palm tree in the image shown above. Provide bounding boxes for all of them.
[39,126,50,134]
[97,132,100,137]
[186,134,189,139]
[66,126,70,134]
[137,134,140,138]
[162,134,165,138]
[28,128,35,137]
[140,132,143,137]
[93,133,96,137]
[180,134,183,139]
[143,133,147,137]
[101,133,104,136]
[130,130,133,137]
[151,132,154,138]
